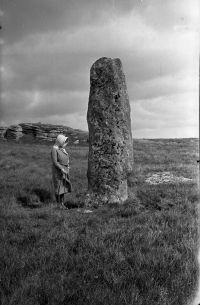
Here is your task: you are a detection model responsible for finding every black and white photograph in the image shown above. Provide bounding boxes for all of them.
[0,0,199,304]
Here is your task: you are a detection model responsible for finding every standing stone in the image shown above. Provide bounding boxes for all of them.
[86,57,133,206]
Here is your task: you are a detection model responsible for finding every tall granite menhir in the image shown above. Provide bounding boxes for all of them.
[87,57,133,205]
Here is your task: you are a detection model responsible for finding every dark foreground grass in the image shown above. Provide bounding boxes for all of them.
[0,138,199,305]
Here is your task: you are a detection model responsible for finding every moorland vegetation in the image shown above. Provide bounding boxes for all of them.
[0,138,199,305]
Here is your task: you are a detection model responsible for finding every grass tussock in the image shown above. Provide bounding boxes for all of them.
[0,138,199,305]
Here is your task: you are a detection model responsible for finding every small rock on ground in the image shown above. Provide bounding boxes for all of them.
[145,171,193,185]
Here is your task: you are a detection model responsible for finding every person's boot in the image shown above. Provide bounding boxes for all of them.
[55,194,59,204]
[55,194,61,209]
[60,194,66,208]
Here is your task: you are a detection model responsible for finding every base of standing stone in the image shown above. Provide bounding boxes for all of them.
[86,57,134,207]
[84,180,128,208]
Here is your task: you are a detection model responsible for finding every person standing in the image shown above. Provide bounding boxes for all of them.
[51,134,72,208]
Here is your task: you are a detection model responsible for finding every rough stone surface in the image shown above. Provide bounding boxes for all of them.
[86,57,133,206]
[0,127,7,139]
[5,125,23,141]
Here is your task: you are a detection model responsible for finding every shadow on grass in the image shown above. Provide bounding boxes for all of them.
[17,188,52,209]
[63,191,85,209]
[64,199,84,209]
[33,188,51,203]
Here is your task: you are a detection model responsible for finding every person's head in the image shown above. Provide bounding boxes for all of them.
[55,134,68,148]
[63,137,69,148]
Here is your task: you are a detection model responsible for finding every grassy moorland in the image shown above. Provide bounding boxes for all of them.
[0,138,199,305]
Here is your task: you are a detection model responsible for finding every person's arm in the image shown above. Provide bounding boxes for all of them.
[51,147,64,171]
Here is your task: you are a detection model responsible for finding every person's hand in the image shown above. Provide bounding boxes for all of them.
[62,168,68,174]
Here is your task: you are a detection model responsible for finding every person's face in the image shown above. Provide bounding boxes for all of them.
[63,140,68,148]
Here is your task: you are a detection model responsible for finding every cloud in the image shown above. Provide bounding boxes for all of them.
[0,0,198,138]
[1,89,88,121]
[132,91,198,138]
[131,71,198,100]
[3,0,149,44]
[3,8,197,91]
[2,0,113,43]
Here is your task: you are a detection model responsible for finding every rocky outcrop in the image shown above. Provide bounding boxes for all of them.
[5,125,23,141]
[0,127,7,139]
[86,57,133,206]
[0,123,88,145]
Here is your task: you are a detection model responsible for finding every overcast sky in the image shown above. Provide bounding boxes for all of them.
[0,0,199,138]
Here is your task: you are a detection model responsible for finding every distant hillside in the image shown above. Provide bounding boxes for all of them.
[0,123,88,145]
